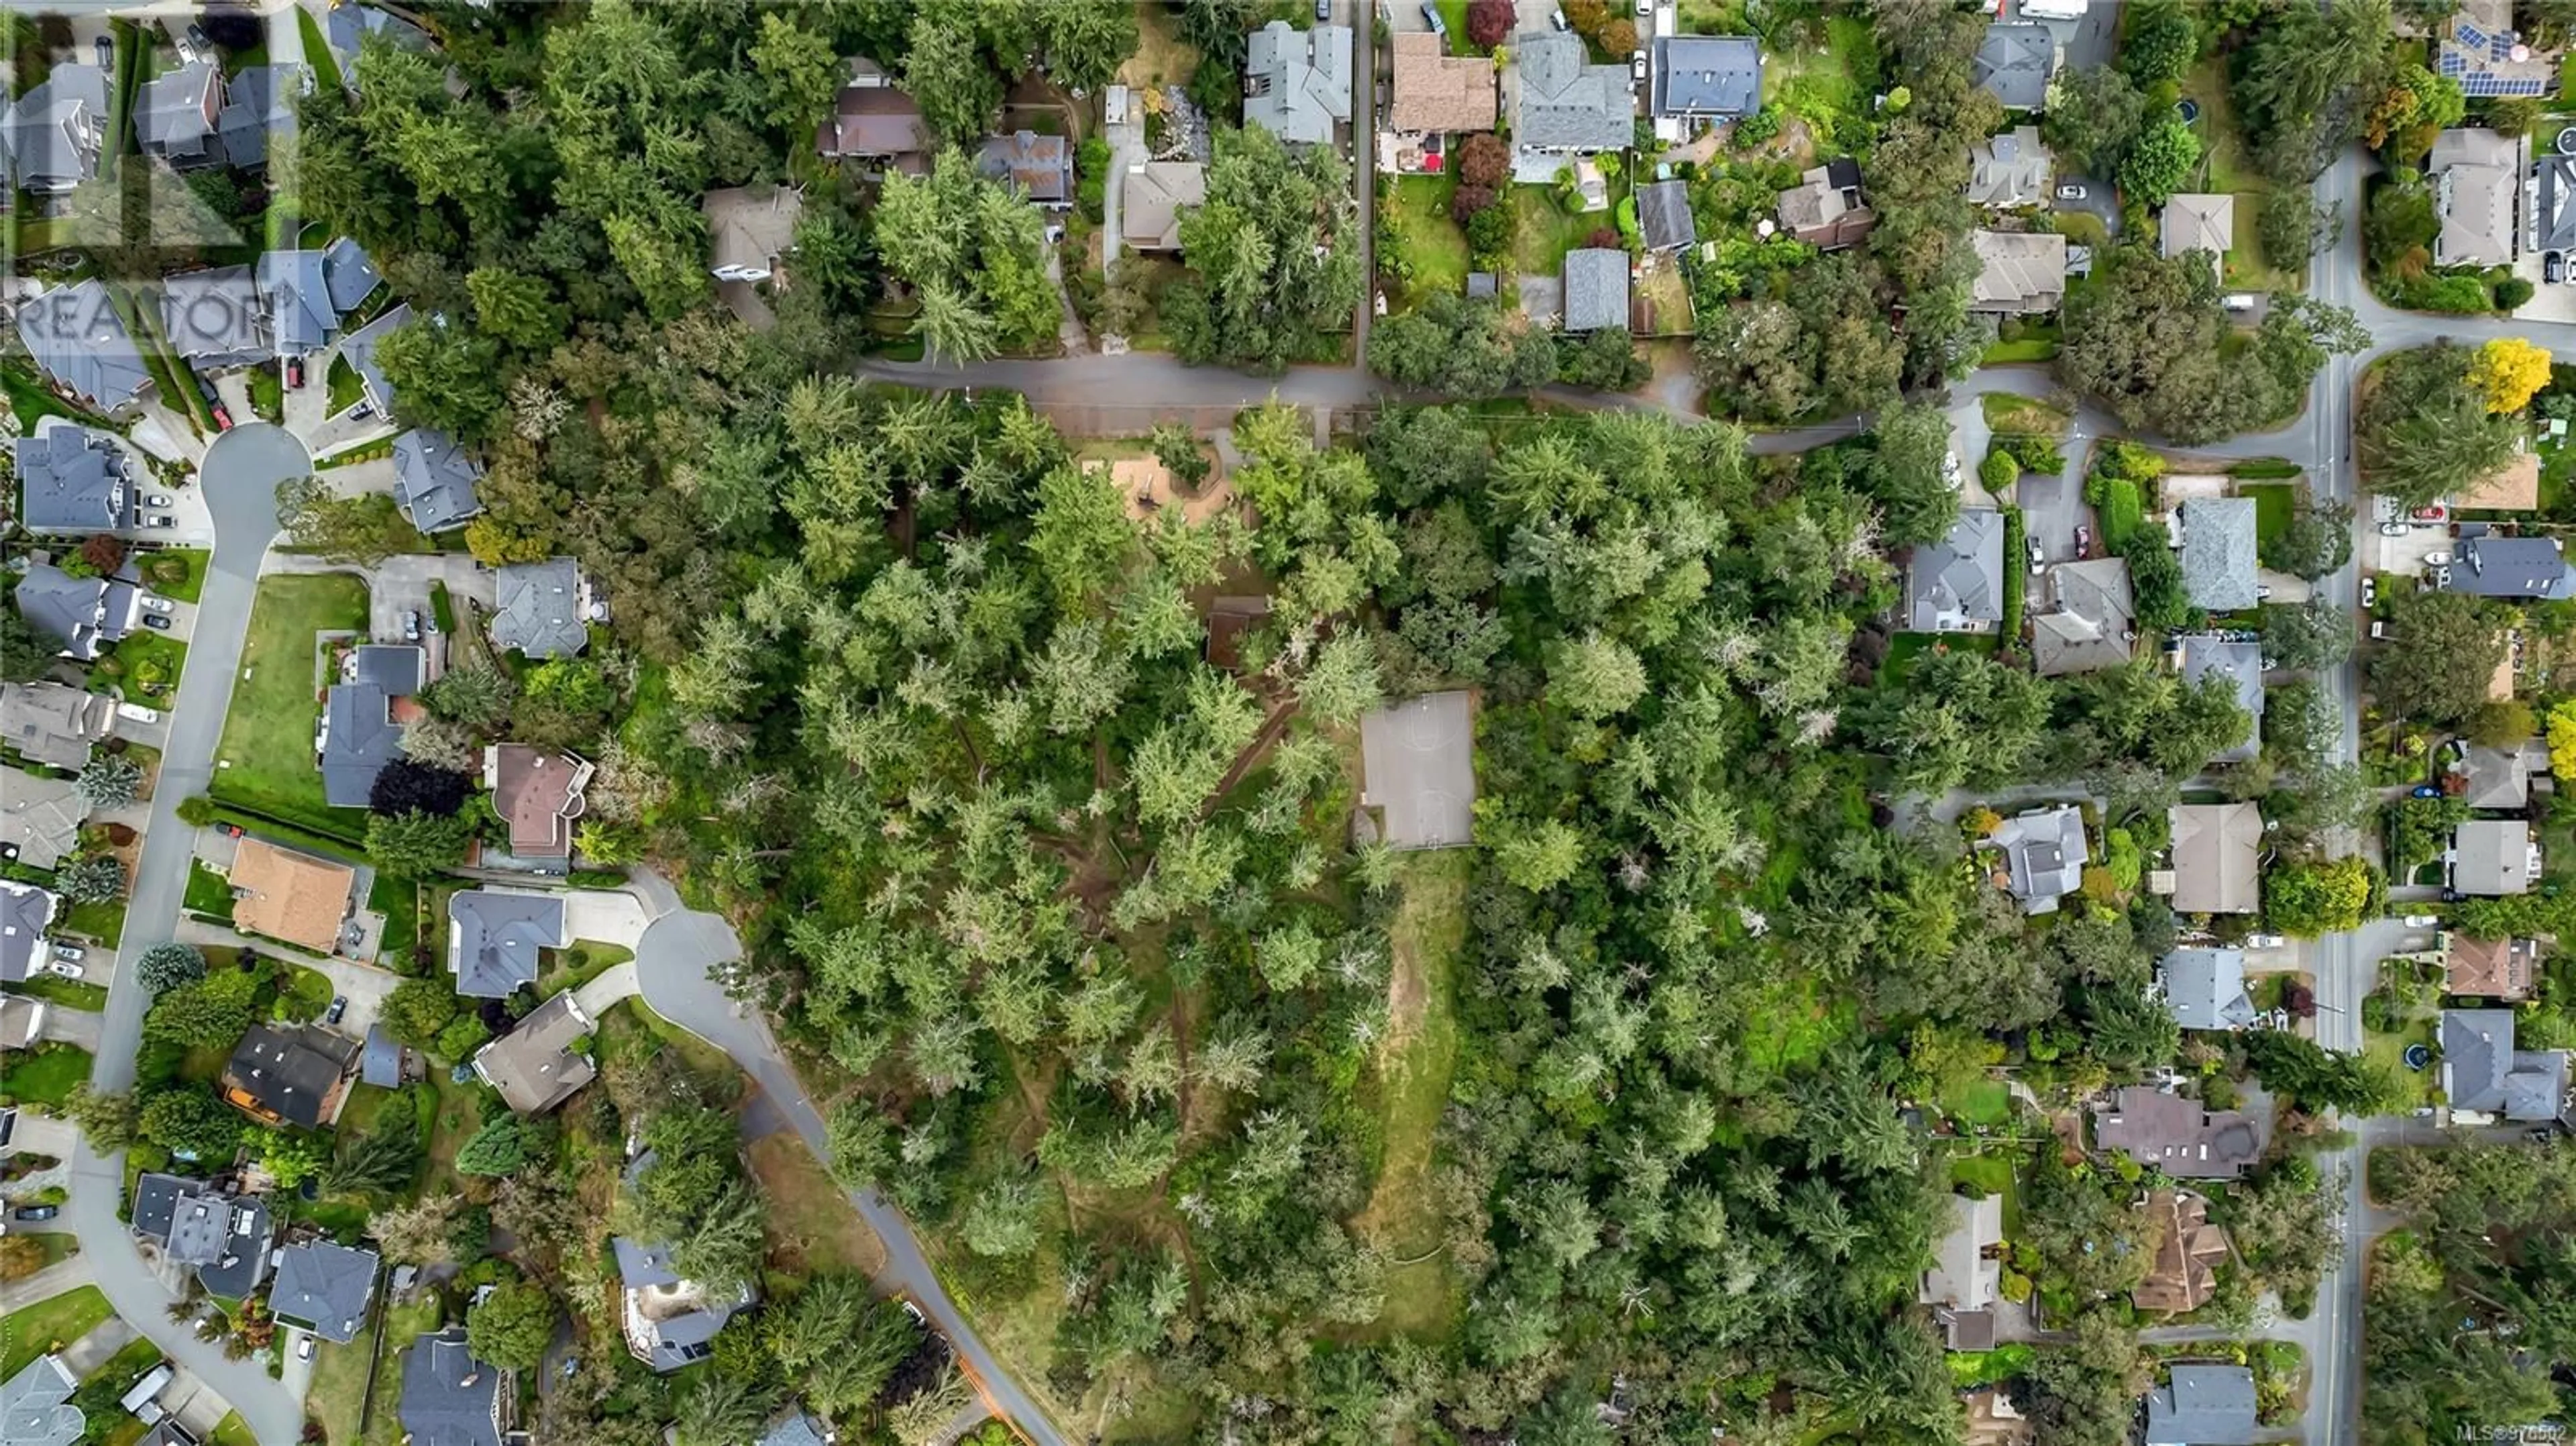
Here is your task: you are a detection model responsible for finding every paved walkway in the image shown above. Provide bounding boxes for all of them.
[570,960,639,1017]
[0,1253,97,1312]
[58,1314,136,1375]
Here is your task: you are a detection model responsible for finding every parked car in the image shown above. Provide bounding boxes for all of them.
[286,356,306,389]
[147,494,173,509]
[43,960,83,979]
[2029,541,2045,574]
[296,1334,316,1361]
[2410,784,2443,798]
[2361,576,2377,608]
[210,402,233,431]
[2551,252,2567,286]
[403,610,422,643]
[2402,913,2439,927]
[139,596,174,615]
[116,703,159,725]
[900,1299,926,1325]
[143,614,173,631]
[2432,566,2452,588]
[2055,183,2086,201]
[51,943,83,963]
[146,515,175,529]
[2255,584,2273,600]
[221,823,245,839]
[2424,550,2453,567]
[1630,50,1647,83]
[327,996,347,1025]
[2370,620,2391,640]
[1420,1,1445,34]
[1635,0,1651,12]
[2222,293,2257,311]
[13,1205,58,1222]
[2379,521,2411,537]
[2412,503,2449,523]
[2074,524,2092,555]
[1550,6,1570,28]
[2245,933,2286,949]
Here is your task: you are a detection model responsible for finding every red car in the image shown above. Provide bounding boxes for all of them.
[285,356,305,389]
[210,402,233,431]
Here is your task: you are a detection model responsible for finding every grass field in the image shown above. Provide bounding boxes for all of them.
[1762,13,1874,133]
[747,1132,890,1280]
[1942,1078,2014,1128]
[311,1294,439,1446]
[1949,1149,2027,1234]
[5,976,109,1011]
[140,548,209,603]
[1,1043,95,1110]
[184,858,238,921]
[1352,850,1470,1341]
[99,629,186,704]
[1511,180,1623,282]
[299,8,341,92]
[1,361,95,436]
[2244,482,2295,548]
[537,941,633,997]
[0,1284,111,1376]
[1980,337,2059,364]
[1385,173,1470,305]
[210,573,369,838]
[325,354,362,417]
[1981,393,2070,435]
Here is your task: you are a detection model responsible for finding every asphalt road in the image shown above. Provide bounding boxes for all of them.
[69,422,307,1444]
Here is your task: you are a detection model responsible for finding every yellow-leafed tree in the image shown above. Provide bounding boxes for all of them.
[2547,700,2576,780]
[2468,337,2552,414]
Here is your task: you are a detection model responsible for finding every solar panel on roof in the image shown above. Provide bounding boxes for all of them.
[2440,52,2465,76]
[2459,20,2487,50]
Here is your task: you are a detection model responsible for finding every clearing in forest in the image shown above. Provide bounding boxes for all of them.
[1352,848,1471,1340]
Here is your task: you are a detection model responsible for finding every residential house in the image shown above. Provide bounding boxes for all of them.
[1,682,116,770]
[1639,178,1699,253]
[815,67,931,172]
[361,1025,404,1088]
[1388,30,1497,138]
[2144,1364,2261,1446]
[1917,1193,2004,1349]
[136,62,223,169]
[2453,817,2536,896]
[396,1326,510,1446]
[2444,933,2539,1000]
[1562,248,1629,332]
[225,838,357,956]
[222,1023,360,1129]
[159,265,271,368]
[214,63,309,170]
[2455,742,2534,809]
[131,1172,201,1243]
[2176,635,2265,762]
[488,558,590,658]
[15,561,138,662]
[2159,947,2257,1032]
[2031,557,2135,676]
[17,423,132,533]
[257,237,378,358]
[0,996,40,1051]
[1964,127,2051,209]
[1515,29,1633,164]
[447,889,567,998]
[2430,127,2524,266]
[0,1355,84,1446]
[16,280,154,413]
[1,64,108,194]
[158,1187,274,1298]
[321,3,435,87]
[2093,1085,2263,1179]
[1906,508,2006,633]
[319,673,410,811]
[2167,802,2263,915]
[759,1407,834,1446]
[2178,497,2260,612]
[335,303,412,416]
[1990,805,2088,915]
[485,745,592,866]
[1774,159,1872,250]
[2435,0,2559,99]
[269,1241,381,1344]
[2133,1190,2230,1314]
[2535,152,2576,256]
[0,882,56,986]
[324,237,384,313]
[0,767,89,871]
[1973,23,2055,111]
[2159,194,2235,279]
[614,1228,756,1370]
[1357,690,1477,848]
[1122,162,1206,253]
[2441,1008,2571,1120]
[2440,534,2576,601]
[1966,229,2066,315]
[135,1424,199,1446]
[1242,21,1352,147]
[704,185,804,282]
[1652,35,1763,121]
[390,430,486,534]
[473,991,598,1115]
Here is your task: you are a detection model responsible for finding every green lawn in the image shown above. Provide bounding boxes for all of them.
[4,977,109,1011]
[370,872,417,962]
[245,365,282,424]
[210,573,370,839]
[2366,1019,2438,1111]
[1511,180,1623,282]
[96,629,186,705]
[299,7,341,93]
[325,355,362,417]
[1949,1149,2027,1235]
[311,1294,440,1446]
[1981,393,2071,435]
[0,362,99,436]
[279,963,336,1023]
[1,1043,95,1109]
[1761,13,1873,132]
[0,1285,112,1377]
[1943,1078,2014,1128]
[1980,337,2059,364]
[1433,0,1470,53]
[2243,482,2296,548]
[60,894,125,947]
[1385,173,1470,305]
[184,858,237,921]
[1352,849,1470,1343]
[211,1412,259,1446]
[2184,55,2263,197]
[537,940,633,997]
[139,548,208,603]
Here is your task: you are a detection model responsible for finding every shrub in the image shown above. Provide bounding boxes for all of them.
[1451,184,1497,225]
[2493,276,2534,311]
[1456,132,1509,188]
[2091,476,2144,554]
[2000,507,2028,641]
[1979,451,2021,493]
[1733,105,1781,148]
[1466,0,1515,49]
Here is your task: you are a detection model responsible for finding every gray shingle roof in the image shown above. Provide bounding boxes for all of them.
[2160,947,2257,1031]
[1994,805,2087,913]
[2169,801,2264,915]
[397,1327,504,1446]
[337,303,411,415]
[321,682,405,809]
[2145,1365,2259,1445]
[2454,818,2534,896]
[325,238,384,313]
[1652,35,1762,117]
[13,562,127,661]
[131,1172,203,1243]
[0,682,113,771]
[160,265,272,366]
[1917,1192,2002,1310]
[325,4,435,86]
[1,64,109,192]
[16,424,131,532]
[2031,557,2135,676]
[215,63,306,170]
[362,1024,403,1087]
[136,62,221,164]
[0,881,54,984]
[1517,30,1633,152]
[1964,127,2052,208]
[758,1408,831,1446]
[447,889,567,998]
[2176,636,2265,761]
[258,250,335,356]
[1562,247,1629,332]
[2539,154,2576,254]
[1243,21,1352,145]
[973,134,1071,205]
[0,1355,84,1446]
[350,644,424,696]
[1974,23,2055,111]
[2504,1047,2569,1122]
[190,1193,274,1298]
[225,1023,358,1128]
[490,559,589,658]
[17,280,154,412]
[271,1241,380,1343]
[1906,508,2006,631]
[1637,178,1695,252]
[391,430,486,533]
[472,991,597,1114]
[2457,743,2532,809]
[2438,1009,2567,1121]
[2443,535,2576,600]
[0,767,89,872]
[2179,497,2259,611]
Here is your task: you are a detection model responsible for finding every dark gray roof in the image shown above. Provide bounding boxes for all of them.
[447,890,566,998]
[2179,497,2259,611]
[324,238,383,313]
[2540,155,2576,254]
[2504,1049,2569,1123]
[390,430,485,533]
[2443,535,2576,600]
[1906,509,2006,631]
[2457,743,2532,809]
[321,682,404,809]
[189,1193,274,1298]
[214,64,306,170]
[610,1235,750,1370]
[257,250,335,356]
[2177,636,2265,762]
[489,559,589,658]
[1974,23,2055,111]
[326,4,435,84]
[270,1241,380,1343]
[758,1408,831,1446]
[397,1327,504,1446]
[1517,30,1633,152]
[17,280,154,411]
[1637,178,1696,252]
[337,303,411,414]
[1562,247,1629,332]
[1242,21,1352,145]
[2445,1008,2515,1112]
[975,131,1073,204]
[1653,35,1762,117]
[350,644,425,696]
[1994,805,2087,911]
[0,1354,84,1446]
[0,682,111,771]
[161,266,272,366]
[16,425,131,532]
[2160,948,2257,1031]
[13,562,124,661]
[2145,1365,2259,1445]
[136,62,221,164]
[1465,271,1497,298]
[226,1023,359,1129]
[361,1025,403,1087]
[131,1172,204,1243]
[0,882,54,985]
[1,63,109,191]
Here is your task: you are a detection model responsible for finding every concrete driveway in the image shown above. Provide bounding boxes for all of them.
[40,1006,103,1051]
[562,888,651,949]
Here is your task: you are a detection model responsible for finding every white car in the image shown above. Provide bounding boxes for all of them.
[139,596,174,615]
[2029,541,2045,574]
[43,960,84,979]
[296,1334,316,1361]
[2245,933,2286,949]
[2361,576,2377,609]
[2378,521,2410,537]
[2223,293,2258,311]
[2424,551,2453,567]
[2402,913,2438,927]
[116,702,160,725]
[2055,184,2086,201]
[148,494,173,508]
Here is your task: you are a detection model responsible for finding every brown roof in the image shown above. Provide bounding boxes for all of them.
[2461,451,2541,511]
[2093,1086,2261,1178]
[1776,164,1876,250]
[2446,934,2539,1000]
[229,838,356,955]
[2133,1189,2231,1314]
[1388,31,1498,135]
[472,992,598,1114]
[487,745,590,860]
[816,83,929,161]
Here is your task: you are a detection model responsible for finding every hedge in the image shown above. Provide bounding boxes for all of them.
[2000,507,2028,643]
